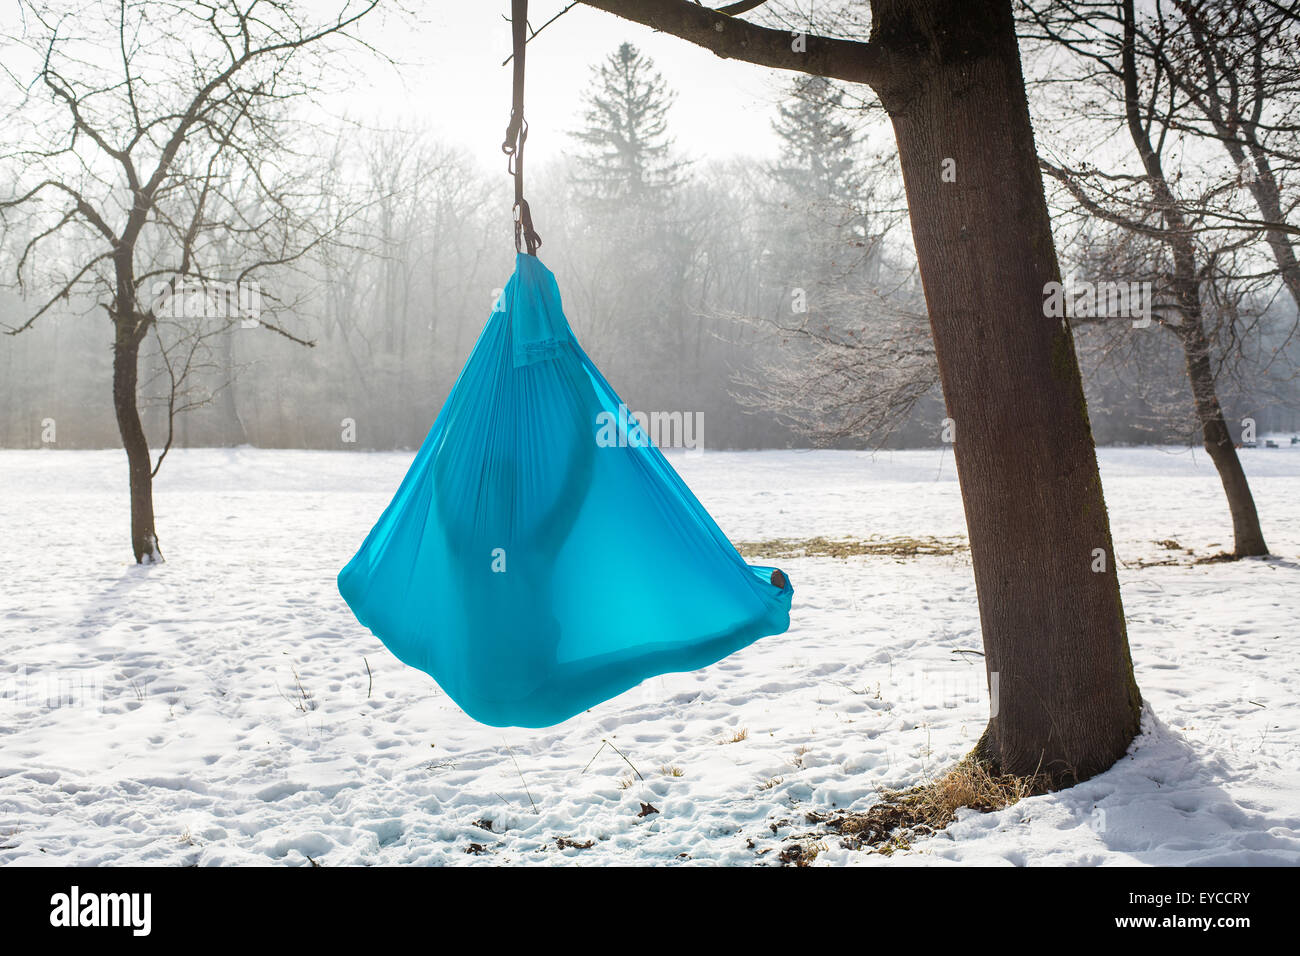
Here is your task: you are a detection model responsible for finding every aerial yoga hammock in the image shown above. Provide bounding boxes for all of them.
[337,0,792,728]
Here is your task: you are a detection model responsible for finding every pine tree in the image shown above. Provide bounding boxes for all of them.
[769,75,868,260]
[571,42,685,204]
[770,75,864,210]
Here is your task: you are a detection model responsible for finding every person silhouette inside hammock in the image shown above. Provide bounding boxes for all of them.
[423,274,792,724]
[431,350,600,710]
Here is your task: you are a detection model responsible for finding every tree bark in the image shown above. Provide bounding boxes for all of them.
[870,0,1141,783]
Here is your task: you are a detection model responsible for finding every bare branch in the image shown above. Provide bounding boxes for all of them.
[576,0,892,87]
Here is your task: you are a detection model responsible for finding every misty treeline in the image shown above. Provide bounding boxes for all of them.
[2,27,1298,454]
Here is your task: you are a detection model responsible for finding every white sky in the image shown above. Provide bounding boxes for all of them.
[341,1,800,165]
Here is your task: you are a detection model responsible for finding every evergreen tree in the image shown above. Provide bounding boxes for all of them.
[770,75,864,211]
[769,75,868,262]
[571,42,685,204]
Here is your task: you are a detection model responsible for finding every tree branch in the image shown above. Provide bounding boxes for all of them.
[575,0,891,87]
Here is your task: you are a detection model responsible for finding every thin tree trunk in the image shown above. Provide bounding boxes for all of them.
[871,0,1141,783]
[1241,149,1300,313]
[112,271,162,564]
[1180,321,1268,555]
[1193,111,1300,314]
[1166,276,1268,557]
[217,323,248,446]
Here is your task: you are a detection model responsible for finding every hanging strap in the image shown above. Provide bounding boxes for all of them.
[503,0,542,256]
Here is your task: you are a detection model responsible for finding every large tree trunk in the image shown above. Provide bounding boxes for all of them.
[112,312,162,564]
[870,0,1141,783]
[1180,321,1268,556]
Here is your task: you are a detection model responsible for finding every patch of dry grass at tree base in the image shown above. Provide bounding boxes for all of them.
[734,535,968,560]
[786,758,1053,862]
[1132,538,1254,568]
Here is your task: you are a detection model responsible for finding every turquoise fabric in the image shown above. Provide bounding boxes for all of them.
[338,254,792,727]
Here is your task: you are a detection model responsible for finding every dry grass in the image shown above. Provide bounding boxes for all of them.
[779,839,828,867]
[1134,539,1248,568]
[660,765,685,778]
[1194,550,1240,564]
[804,757,1052,855]
[722,727,749,744]
[734,535,967,560]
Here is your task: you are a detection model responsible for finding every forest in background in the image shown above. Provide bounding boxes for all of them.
[2,34,1298,452]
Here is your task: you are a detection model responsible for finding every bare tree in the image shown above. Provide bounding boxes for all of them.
[1023,0,1280,556]
[733,283,938,445]
[317,124,499,448]
[1156,0,1300,312]
[0,0,381,562]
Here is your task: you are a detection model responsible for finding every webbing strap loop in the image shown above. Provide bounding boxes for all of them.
[502,0,541,255]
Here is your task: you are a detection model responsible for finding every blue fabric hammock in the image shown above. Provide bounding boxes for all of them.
[337,254,792,728]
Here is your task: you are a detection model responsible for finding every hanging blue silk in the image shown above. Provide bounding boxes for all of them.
[338,254,792,727]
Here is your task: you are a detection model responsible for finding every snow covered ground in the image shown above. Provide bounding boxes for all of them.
[1,444,1297,866]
